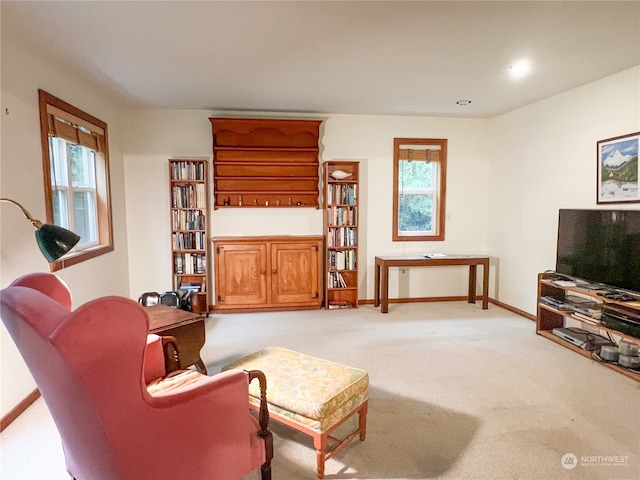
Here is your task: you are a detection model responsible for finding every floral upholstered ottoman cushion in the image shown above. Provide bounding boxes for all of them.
[223,346,369,433]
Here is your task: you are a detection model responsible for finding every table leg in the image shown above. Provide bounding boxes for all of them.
[381,264,389,313]
[194,359,208,375]
[374,261,380,307]
[482,260,489,309]
[468,265,477,304]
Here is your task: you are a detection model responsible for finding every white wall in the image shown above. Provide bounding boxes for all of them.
[0,38,131,416]
[487,66,640,314]
[123,111,492,303]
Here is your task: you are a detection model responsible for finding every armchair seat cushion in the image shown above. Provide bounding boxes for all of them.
[146,369,209,395]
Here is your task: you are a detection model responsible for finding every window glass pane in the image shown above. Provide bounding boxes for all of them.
[399,193,433,234]
[52,189,68,228]
[398,159,437,234]
[399,159,433,190]
[73,191,97,243]
[69,144,96,187]
[49,137,69,187]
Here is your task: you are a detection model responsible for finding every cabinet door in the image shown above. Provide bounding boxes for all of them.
[271,241,321,306]
[216,243,268,308]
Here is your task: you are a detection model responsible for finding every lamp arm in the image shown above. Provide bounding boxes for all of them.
[0,198,44,229]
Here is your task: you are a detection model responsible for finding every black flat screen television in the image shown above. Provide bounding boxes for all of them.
[556,209,640,293]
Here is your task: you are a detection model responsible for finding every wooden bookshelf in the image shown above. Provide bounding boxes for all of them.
[169,159,209,311]
[323,161,359,309]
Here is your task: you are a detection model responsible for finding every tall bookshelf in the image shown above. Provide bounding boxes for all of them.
[169,159,209,310]
[323,161,359,309]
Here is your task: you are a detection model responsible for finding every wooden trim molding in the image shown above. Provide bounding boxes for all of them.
[489,298,536,321]
[0,389,40,432]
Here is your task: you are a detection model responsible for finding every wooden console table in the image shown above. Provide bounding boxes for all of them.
[145,305,207,374]
[374,255,490,313]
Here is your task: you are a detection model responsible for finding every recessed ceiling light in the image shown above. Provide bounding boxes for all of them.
[509,60,532,78]
[456,100,472,106]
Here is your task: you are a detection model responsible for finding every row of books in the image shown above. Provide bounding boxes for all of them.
[172,184,206,209]
[174,253,206,274]
[170,161,205,181]
[172,209,206,231]
[327,227,357,247]
[172,231,206,250]
[327,184,356,205]
[327,206,357,226]
[328,271,350,288]
[328,249,356,271]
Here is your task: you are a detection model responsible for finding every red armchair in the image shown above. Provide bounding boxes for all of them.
[0,273,272,480]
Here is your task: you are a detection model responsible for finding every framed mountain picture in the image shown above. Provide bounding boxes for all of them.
[597,132,639,204]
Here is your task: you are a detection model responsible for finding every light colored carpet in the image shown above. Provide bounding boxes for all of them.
[1,302,638,480]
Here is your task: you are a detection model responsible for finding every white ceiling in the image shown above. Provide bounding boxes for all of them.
[3,1,639,118]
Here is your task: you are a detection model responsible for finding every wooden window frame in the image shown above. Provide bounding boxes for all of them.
[38,90,114,271]
[392,138,447,242]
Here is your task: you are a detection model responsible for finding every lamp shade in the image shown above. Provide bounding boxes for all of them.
[35,224,81,262]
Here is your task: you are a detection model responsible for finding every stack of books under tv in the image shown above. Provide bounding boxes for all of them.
[540,292,603,325]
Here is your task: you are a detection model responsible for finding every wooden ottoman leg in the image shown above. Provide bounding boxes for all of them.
[359,401,368,441]
[313,433,327,479]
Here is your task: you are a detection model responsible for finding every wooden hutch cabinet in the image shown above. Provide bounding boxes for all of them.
[209,117,322,209]
[212,236,323,312]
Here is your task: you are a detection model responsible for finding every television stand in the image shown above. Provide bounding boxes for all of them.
[537,272,640,382]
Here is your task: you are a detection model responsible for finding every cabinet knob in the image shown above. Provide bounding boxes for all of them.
[272,270,277,274]
[260,270,266,274]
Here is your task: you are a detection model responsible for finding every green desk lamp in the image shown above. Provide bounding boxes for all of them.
[0,198,80,262]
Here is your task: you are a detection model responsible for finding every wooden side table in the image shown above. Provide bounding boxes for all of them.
[145,305,207,374]
[374,254,490,313]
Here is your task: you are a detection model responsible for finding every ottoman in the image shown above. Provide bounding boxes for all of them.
[223,346,369,479]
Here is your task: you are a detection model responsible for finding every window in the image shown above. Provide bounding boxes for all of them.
[393,138,447,241]
[39,90,113,271]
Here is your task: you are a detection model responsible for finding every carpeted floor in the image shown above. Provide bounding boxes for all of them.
[1,301,638,479]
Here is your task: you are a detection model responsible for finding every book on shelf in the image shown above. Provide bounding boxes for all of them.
[572,312,601,325]
[540,296,571,310]
[327,250,356,270]
[328,271,348,288]
[328,300,353,309]
[179,282,202,292]
[327,184,357,205]
[171,160,205,181]
[174,253,206,275]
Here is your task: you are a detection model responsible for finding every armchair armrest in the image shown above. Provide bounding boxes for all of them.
[248,370,273,469]
[144,335,165,383]
[160,336,181,374]
[143,334,181,383]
